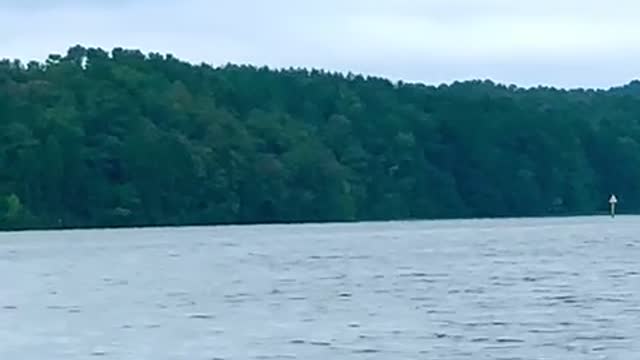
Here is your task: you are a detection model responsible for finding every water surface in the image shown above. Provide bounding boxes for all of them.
[1,216,639,359]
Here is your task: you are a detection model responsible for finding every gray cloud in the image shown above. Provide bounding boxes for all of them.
[1,0,639,88]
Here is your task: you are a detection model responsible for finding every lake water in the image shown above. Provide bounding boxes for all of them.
[1,216,639,359]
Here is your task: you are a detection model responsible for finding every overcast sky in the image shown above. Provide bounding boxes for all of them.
[1,0,638,88]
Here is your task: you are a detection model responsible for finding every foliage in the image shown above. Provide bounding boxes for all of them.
[0,46,635,229]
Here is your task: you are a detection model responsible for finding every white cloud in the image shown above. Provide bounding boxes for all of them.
[1,0,639,88]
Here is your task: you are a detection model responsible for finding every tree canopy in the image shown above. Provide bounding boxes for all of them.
[0,46,636,230]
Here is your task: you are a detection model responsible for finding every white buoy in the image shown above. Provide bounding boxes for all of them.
[609,194,618,218]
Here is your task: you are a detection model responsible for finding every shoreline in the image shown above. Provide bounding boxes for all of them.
[0,211,631,234]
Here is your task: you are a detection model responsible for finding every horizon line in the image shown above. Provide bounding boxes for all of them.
[3,44,639,93]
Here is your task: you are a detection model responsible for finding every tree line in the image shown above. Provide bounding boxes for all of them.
[1,45,638,230]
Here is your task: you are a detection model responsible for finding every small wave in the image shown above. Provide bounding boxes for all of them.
[309,341,331,346]
[496,338,525,343]
[187,313,214,320]
[352,348,380,354]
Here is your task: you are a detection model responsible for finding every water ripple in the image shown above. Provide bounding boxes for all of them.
[2,217,640,359]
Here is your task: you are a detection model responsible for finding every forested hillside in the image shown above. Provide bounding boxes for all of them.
[1,46,638,229]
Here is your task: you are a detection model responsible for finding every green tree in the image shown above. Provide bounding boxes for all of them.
[2,45,640,230]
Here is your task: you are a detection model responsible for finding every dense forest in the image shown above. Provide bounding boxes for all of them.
[1,45,639,230]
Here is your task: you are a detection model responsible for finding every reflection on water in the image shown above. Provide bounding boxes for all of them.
[1,216,640,359]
